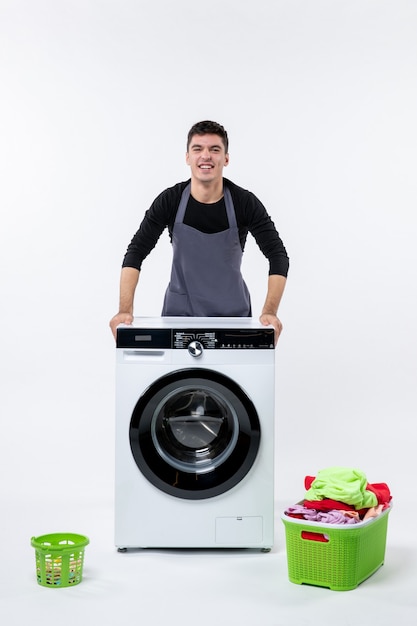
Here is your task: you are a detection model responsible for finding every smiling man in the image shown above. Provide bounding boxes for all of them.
[110,120,289,343]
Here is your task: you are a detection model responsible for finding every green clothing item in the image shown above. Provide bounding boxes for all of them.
[304,467,378,510]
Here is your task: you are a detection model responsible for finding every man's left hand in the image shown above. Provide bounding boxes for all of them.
[259,313,283,346]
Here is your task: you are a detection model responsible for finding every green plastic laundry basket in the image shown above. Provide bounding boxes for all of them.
[281,505,391,591]
[31,533,89,588]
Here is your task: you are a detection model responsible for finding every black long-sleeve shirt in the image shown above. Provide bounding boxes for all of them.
[122,178,289,276]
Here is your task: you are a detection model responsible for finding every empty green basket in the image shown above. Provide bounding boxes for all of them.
[31,533,89,588]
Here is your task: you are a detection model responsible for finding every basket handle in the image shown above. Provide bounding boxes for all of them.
[301,530,329,543]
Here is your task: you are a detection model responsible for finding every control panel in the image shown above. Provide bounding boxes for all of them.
[117,327,275,349]
[174,330,274,349]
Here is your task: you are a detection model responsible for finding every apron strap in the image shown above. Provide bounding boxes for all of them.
[175,184,191,223]
[223,187,237,229]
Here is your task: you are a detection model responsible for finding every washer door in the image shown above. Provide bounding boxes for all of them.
[129,368,261,499]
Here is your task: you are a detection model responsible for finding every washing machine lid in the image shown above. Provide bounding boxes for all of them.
[117,317,275,349]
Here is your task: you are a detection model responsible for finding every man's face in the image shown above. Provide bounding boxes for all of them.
[186,134,229,183]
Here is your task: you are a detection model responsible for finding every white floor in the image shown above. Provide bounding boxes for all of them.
[1,493,415,626]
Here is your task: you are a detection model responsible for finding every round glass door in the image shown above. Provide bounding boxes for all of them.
[129,368,261,499]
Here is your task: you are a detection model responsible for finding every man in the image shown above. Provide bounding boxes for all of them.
[110,120,289,342]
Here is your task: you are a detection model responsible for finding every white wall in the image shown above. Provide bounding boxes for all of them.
[1,0,416,507]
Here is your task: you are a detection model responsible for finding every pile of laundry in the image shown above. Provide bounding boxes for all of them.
[285,467,392,525]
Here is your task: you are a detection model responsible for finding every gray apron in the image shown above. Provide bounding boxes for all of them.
[162,183,251,317]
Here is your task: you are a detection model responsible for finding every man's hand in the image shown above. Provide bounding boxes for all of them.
[259,313,283,346]
[109,312,133,340]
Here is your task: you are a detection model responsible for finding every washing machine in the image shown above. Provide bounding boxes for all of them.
[115,316,276,550]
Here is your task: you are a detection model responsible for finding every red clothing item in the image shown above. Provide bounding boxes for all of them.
[302,498,356,512]
[365,482,392,504]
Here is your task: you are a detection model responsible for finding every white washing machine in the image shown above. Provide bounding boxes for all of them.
[115,317,276,551]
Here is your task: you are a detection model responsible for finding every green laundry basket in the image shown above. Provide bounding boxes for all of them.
[281,505,391,591]
[31,533,89,588]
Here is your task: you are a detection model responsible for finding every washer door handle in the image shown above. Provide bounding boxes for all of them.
[188,340,203,358]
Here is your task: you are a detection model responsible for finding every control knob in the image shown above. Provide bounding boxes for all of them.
[187,340,203,358]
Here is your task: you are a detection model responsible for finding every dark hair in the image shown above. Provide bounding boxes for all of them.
[187,120,229,153]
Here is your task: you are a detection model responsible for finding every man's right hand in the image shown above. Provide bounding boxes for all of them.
[109,312,134,340]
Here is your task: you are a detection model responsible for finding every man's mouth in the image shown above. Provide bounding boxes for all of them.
[199,164,213,169]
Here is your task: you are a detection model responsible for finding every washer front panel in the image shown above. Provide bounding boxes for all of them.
[116,317,275,549]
